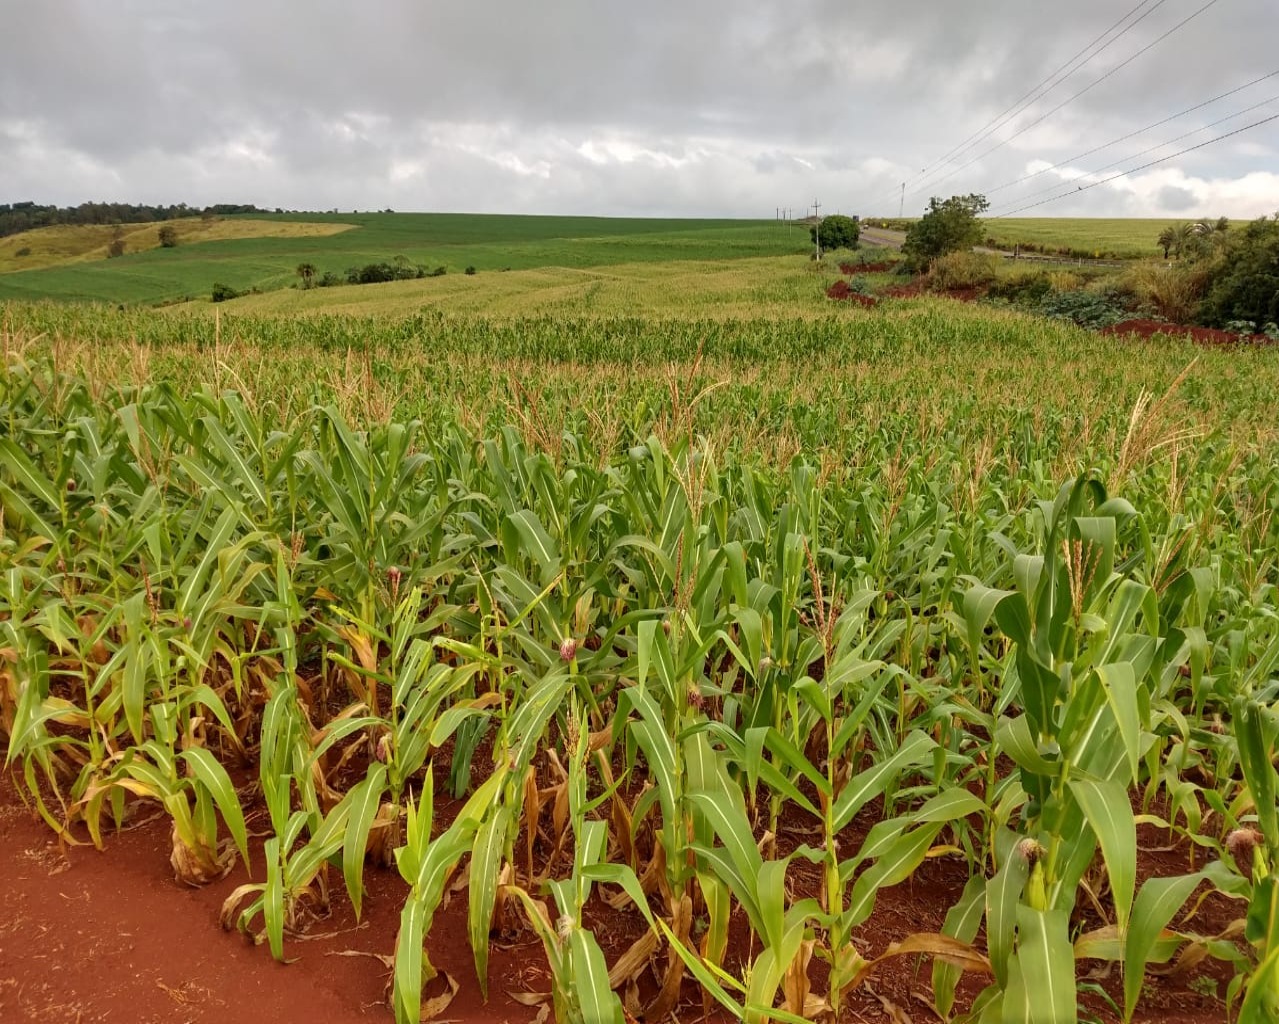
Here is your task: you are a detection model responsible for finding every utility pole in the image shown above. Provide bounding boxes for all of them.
[899,182,905,219]
[813,199,822,261]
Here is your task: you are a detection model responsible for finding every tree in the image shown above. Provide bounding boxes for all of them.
[158,224,178,248]
[107,239,126,258]
[901,194,990,271]
[296,262,317,288]
[1200,215,1279,328]
[1184,217,1230,261]
[811,214,860,252]
[1157,225,1177,260]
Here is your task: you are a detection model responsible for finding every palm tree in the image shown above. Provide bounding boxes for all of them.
[296,262,317,289]
[1157,223,1197,260]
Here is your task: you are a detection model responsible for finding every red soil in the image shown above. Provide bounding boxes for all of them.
[1101,319,1275,346]
[879,281,987,303]
[0,771,1239,1024]
[838,261,895,275]
[825,281,879,307]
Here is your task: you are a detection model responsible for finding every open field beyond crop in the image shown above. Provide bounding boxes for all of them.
[867,217,1183,260]
[982,219,1186,259]
[0,217,357,274]
[0,213,809,306]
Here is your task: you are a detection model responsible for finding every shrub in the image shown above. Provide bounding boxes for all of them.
[210,282,240,303]
[317,272,342,288]
[902,194,989,271]
[1118,262,1211,324]
[812,215,860,252]
[928,252,999,291]
[429,266,446,278]
[14,246,31,258]
[1046,271,1085,293]
[1038,289,1126,329]
[158,225,178,248]
[465,266,477,276]
[987,270,1053,305]
[344,260,429,285]
[1200,215,1279,328]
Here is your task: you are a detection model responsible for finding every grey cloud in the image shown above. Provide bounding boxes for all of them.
[1157,184,1201,210]
[1,0,1275,217]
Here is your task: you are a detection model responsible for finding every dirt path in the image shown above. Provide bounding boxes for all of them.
[858,226,907,249]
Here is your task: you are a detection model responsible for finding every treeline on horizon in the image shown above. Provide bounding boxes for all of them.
[0,201,269,238]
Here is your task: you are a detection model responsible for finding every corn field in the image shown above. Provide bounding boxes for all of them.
[3,302,1279,1023]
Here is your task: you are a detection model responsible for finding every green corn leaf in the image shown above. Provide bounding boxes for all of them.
[393,892,428,1024]
[502,509,562,586]
[987,845,1031,987]
[845,822,943,928]
[832,730,935,832]
[1094,662,1141,786]
[0,437,62,510]
[1068,778,1135,936]
[934,876,988,1020]
[179,747,250,868]
[1123,871,1203,1021]
[1003,906,1075,1024]
[263,836,285,962]
[468,805,511,996]
[1233,697,1278,848]
[341,763,388,921]
[913,787,988,823]
[568,929,624,1024]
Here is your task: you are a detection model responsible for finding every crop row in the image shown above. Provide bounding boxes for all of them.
[2,324,1278,1021]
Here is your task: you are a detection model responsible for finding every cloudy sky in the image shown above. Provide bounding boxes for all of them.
[2,0,1276,219]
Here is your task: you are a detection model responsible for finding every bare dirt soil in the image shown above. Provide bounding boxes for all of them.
[1101,319,1275,346]
[826,281,879,307]
[0,772,1240,1024]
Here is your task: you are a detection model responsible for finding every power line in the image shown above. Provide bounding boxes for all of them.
[875,0,1164,209]
[986,110,1279,218]
[982,68,1279,197]
[926,0,1170,177]
[906,0,1226,204]
[987,91,1279,212]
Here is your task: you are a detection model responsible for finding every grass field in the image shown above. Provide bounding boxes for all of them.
[0,217,355,273]
[175,254,851,318]
[3,247,1279,1022]
[0,213,809,305]
[867,216,1187,259]
[982,217,1182,258]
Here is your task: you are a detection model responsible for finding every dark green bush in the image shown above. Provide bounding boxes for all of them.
[1038,289,1126,329]
[988,271,1053,304]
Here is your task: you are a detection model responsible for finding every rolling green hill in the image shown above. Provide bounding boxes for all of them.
[0,212,809,305]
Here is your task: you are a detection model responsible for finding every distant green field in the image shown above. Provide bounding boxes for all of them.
[981,218,1181,258]
[866,217,1188,259]
[0,212,809,305]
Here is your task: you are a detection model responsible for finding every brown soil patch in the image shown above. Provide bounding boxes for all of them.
[839,261,895,275]
[826,281,879,307]
[0,771,1239,1024]
[1101,319,1274,346]
[879,281,985,303]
